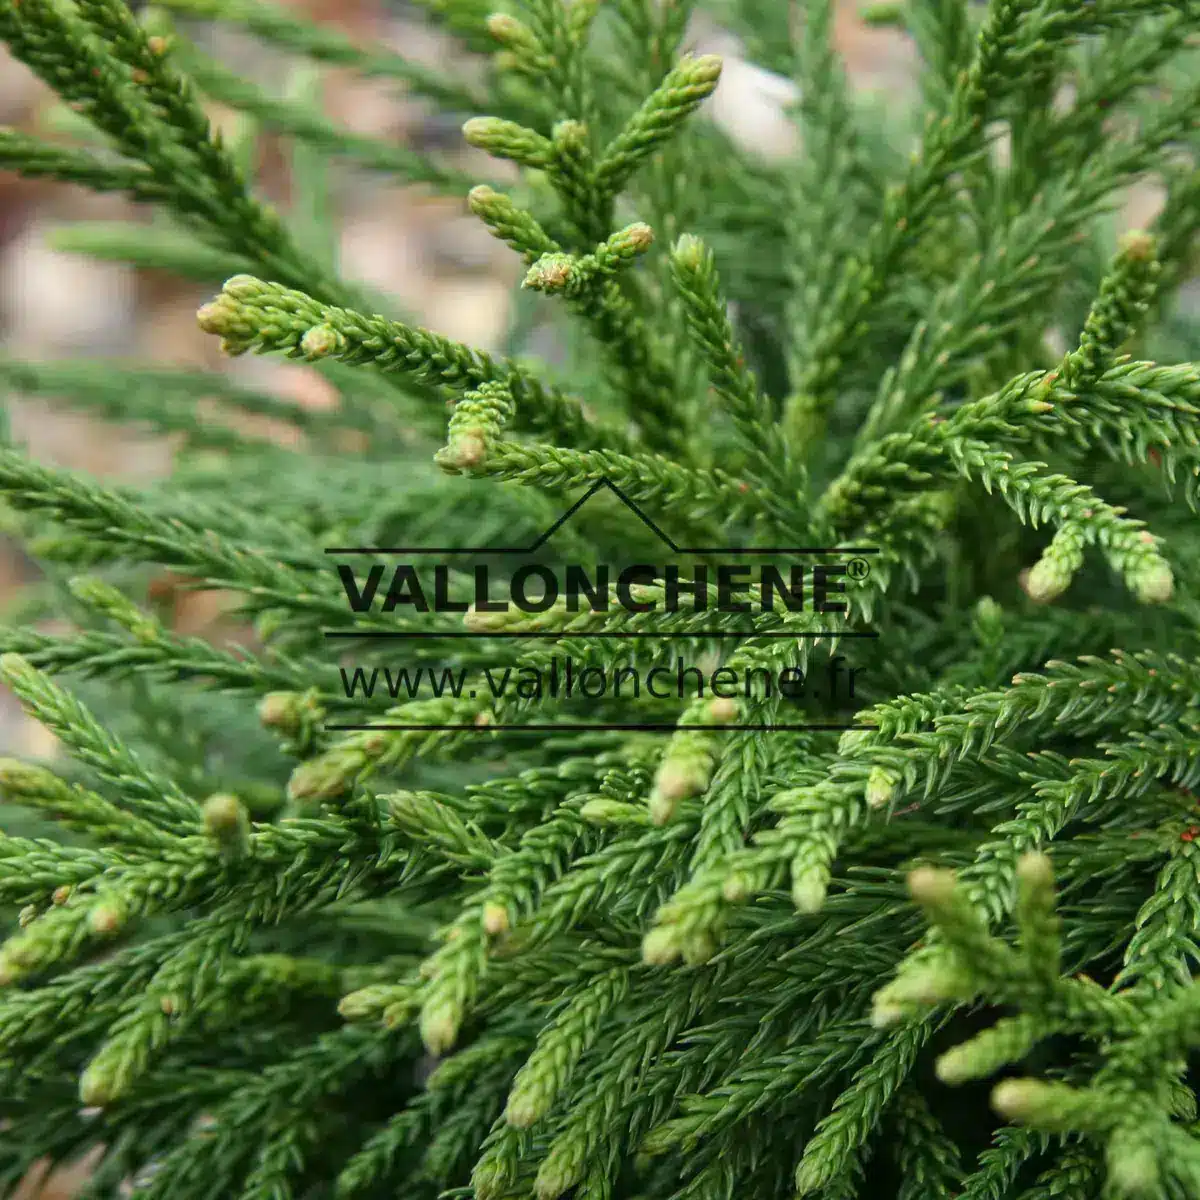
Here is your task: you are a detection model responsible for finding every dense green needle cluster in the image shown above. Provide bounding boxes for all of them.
[0,0,1199,1196]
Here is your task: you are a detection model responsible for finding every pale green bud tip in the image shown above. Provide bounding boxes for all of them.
[865,765,897,809]
[975,595,1002,623]
[385,789,424,822]
[221,273,263,299]
[420,1003,461,1056]
[467,183,500,212]
[436,430,488,471]
[1017,850,1053,891]
[337,986,389,1022]
[0,757,48,790]
[504,1085,542,1128]
[486,12,527,41]
[642,925,681,966]
[991,1078,1043,1121]
[523,254,574,292]
[649,761,698,824]
[71,582,153,637]
[287,758,347,803]
[482,902,509,935]
[648,791,675,825]
[792,871,826,914]
[202,792,249,841]
[299,323,343,358]
[196,296,236,334]
[258,691,302,731]
[462,116,508,146]
[470,1159,507,1200]
[1118,229,1156,263]
[871,999,904,1028]
[671,233,707,272]
[1134,560,1173,604]
[651,758,708,819]
[707,696,737,723]
[722,870,752,902]
[615,222,654,254]
[18,904,37,928]
[1023,555,1070,603]
[934,1043,976,1084]
[683,53,723,84]
[579,797,630,825]
[794,1154,828,1196]
[1107,1134,1160,1195]
[878,961,960,1010]
[551,118,588,144]
[89,901,125,935]
[0,942,38,969]
[67,575,115,604]
[908,865,956,906]
[79,1061,117,1107]
[534,1146,581,1200]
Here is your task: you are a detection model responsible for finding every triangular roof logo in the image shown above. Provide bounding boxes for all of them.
[524,478,679,553]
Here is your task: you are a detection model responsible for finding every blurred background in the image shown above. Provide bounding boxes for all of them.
[0,1,1163,1193]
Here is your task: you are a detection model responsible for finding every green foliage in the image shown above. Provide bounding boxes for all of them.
[0,0,1198,1197]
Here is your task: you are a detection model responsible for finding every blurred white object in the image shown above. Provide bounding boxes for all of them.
[690,21,800,159]
[1,217,136,354]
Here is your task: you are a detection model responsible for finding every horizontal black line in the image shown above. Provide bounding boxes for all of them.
[679,548,880,555]
[324,547,881,556]
[326,547,534,554]
[323,630,875,640]
[323,723,874,732]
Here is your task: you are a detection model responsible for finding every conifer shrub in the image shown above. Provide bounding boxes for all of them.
[0,0,1199,1195]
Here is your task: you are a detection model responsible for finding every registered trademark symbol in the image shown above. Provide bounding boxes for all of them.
[847,558,870,581]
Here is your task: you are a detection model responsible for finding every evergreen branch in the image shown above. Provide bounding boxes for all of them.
[436,436,745,534]
[196,275,634,451]
[670,232,805,535]
[594,54,723,202]
[0,128,169,201]
[0,654,200,836]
